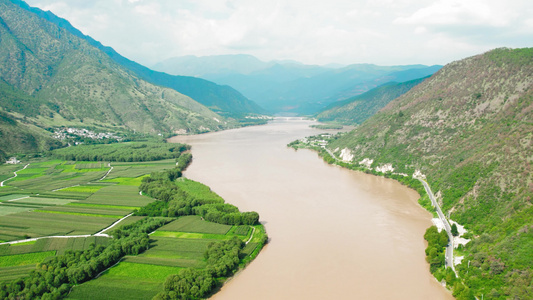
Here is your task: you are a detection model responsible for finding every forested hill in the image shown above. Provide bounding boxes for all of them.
[328,47,533,299]
[0,0,232,156]
[10,0,265,118]
[316,76,428,125]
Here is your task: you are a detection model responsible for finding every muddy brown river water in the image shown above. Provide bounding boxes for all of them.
[169,118,453,300]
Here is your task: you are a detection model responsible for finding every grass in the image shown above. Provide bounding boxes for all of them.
[0,251,56,267]
[175,178,224,204]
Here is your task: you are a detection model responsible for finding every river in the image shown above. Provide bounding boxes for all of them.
[169,118,453,300]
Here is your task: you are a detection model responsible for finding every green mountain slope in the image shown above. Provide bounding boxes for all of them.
[316,76,428,125]
[10,0,265,118]
[0,0,228,155]
[328,48,533,299]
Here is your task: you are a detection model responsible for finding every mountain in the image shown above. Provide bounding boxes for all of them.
[0,0,231,155]
[152,54,271,77]
[10,0,265,118]
[327,48,533,299]
[316,76,429,125]
[154,54,441,114]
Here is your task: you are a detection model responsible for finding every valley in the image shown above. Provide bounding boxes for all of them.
[0,0,531,299]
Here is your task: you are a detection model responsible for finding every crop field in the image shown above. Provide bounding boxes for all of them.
[0,265,36,282]
[104,159,176,180]
[67,202,141,210]
[83,185,154,207]
[150,231,232,240]
[0,211,118,240]
[0,194,30,202]
[12,197,78,206]
[101,176,146,186]
[58,185,107,193]
[0,164,23,182]
[131,237,211,269]
[0,236,110,256]
[158,215,232,234]
[34,204,133,217]
[0,154,267,296]
[0,251,56,267]
[0,204,37,216]
[5,161,110,191]
[66,262,175,300]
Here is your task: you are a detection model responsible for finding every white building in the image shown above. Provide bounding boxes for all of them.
[6,157,20,164]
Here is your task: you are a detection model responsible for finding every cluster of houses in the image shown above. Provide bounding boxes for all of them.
[53,127,121,141]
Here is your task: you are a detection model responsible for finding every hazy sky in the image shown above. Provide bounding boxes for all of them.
[25,0,533,67]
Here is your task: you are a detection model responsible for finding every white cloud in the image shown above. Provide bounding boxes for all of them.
[24,0,533,66]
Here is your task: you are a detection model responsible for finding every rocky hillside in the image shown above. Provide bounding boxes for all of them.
[0,0,230,156]
[10,0,265,118]
[328,48,533,299]
[316,76,428,125]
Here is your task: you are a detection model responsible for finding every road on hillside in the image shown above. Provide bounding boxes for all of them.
[417,178,455,273]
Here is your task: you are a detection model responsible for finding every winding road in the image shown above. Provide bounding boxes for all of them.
[0,163,30,187]
[416,177,455,274]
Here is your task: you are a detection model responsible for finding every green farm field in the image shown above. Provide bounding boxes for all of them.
[0,211,118,240]
[158,215,232,234]
[0,251,56,267]
[67,262,176,300]
[83,185,154,207]
[0,149,267,299]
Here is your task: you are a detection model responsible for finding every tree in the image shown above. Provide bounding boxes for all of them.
[451,223,459,236]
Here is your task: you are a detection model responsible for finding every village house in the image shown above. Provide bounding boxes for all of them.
[6,157,20,164]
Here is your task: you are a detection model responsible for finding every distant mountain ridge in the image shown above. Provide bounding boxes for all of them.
[327,47,533,299]
[10,0,265,118]
[316,76,429,125]
[153,54,441,114]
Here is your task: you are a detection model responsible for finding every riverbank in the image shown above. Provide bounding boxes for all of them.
[171,119,453,300]
[290,132,473,298]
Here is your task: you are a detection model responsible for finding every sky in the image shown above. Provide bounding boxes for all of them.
[24,0,533,67]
